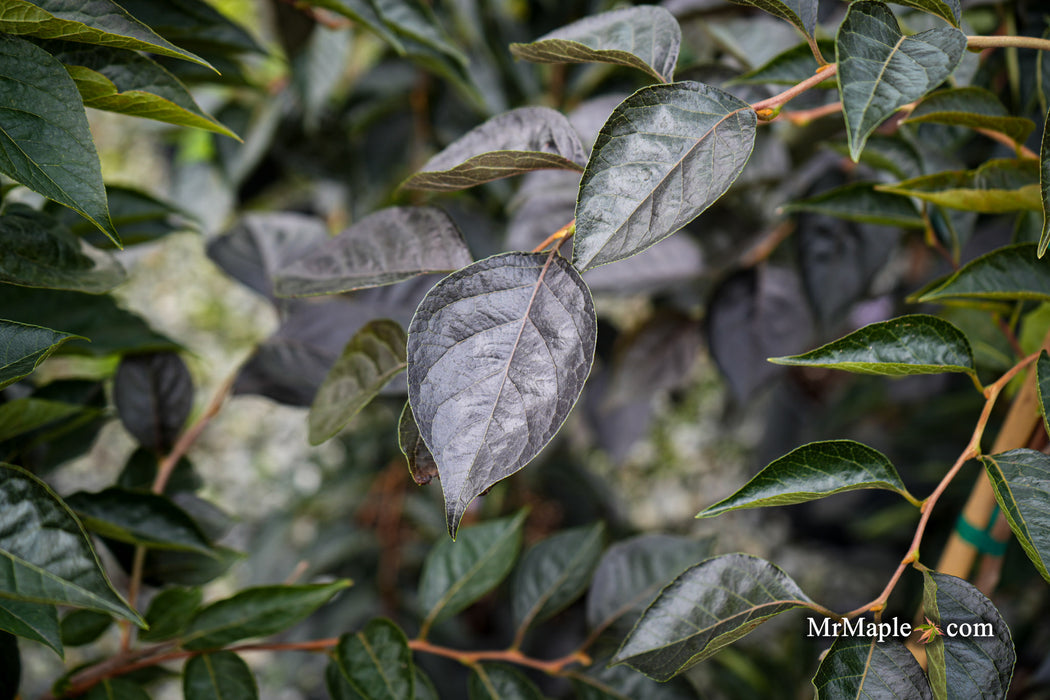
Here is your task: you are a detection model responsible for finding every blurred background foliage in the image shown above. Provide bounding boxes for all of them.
[9,0,1050,697]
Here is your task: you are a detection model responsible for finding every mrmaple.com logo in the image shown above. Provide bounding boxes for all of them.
[806,616,995,643]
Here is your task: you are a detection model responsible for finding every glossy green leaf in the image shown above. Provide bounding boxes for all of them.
[918,243,1050,303]
[878,159,1042,213]
[1039,105,1050,257]
[574,82,756,271]
[770,314,976,378]
[733,40,835,85]
[0,463,140,624]
[59,608,111,647]
[0,35,117,245]
[371,0,466,68]
[184,651,258,700]
[727,0,817,37]
[181,580,351,650]
[0,320,79,389]
[836,1,965,161]
[83,678,150,700]
[614,553,813,681]
[699,440,916,517]
[922,571,1015,699]
[510,6,681,83]
[468,664,544,700]
[889,0,960,25]
[812,636,932,699]
[0,287,176,356]
[904,87,1034,146]
[402,108,585,191]
[274,207,471,298]
[66,487,213,554]
[140,586,201,642]
[333,618,414,700]
[308,320,408,445]
[418,511,525,630]
[0,398,86,443]
[586,534,713,635]
[511,522,604,634]
[980,449,1050,582]
[0,598,61,655]
[0,0,210,67]
[1038,351,1050,439]
[782,183,925,227]
[47,41,234,137]
[407,253,596,537]
[0,204,125,293]
[398,402,438,486]
[142,545,241,588]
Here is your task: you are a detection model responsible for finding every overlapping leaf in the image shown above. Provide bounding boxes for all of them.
[783,183,925,228]
[879,159,1042,213]
[274,207,471,297]
[904,87,1034,146]
[922,571,1015,699]
[733,40,835,85]
[917,244,1050,304]
[0,320,79,389]
[305,0,404,52]
[469,664,544,700]
[980,449,1050,582]
[0,464,140,623]
[113,0,264,56]
[0,599,62,655]
[510,6,681,83]
[574,82,756,271]
[184,652,258,700]
[418,511,525,629]
[407,253,596,536]
[888,0,961,26]
[812,636,932,699]
[511,522,604,635]
[836,1,965,161]
[402,108,585,191]
[47,41,234,137]
[140,587,201,642]
[84,679,149,700]
[614,553,813,680]
[113,351,193,453]
[332,618,415,700]
[398,402,438,486]
[59,609,110,647]
[770,314,976,379]
[727,0,817,38]
[66,488,213,554]
[0,0,211,67]
[0,205,125,293]
[308,320,407,445]
[50,185,194,248]
[1039,351,1050,437]
[181,580,351,650]
[586,534,713,635]
[0,287,175,356]
[0,398,85,443]
[0,35,118,244]
[568,661,696,700]
[699,440,916,518]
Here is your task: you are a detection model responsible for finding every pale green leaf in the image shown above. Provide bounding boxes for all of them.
[879,159,1042,213]
[904,87,1035,146]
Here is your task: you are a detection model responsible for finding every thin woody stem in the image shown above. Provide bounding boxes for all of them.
[966,35,1050,52]
[751,64,838,114]
[531,219,576,253]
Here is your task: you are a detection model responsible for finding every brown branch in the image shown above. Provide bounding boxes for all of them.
[975,127,1039,159]
[531,220,576,253]
[751,64,838,115]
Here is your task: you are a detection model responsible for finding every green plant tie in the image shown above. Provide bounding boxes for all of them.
[954,505,1009,556]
